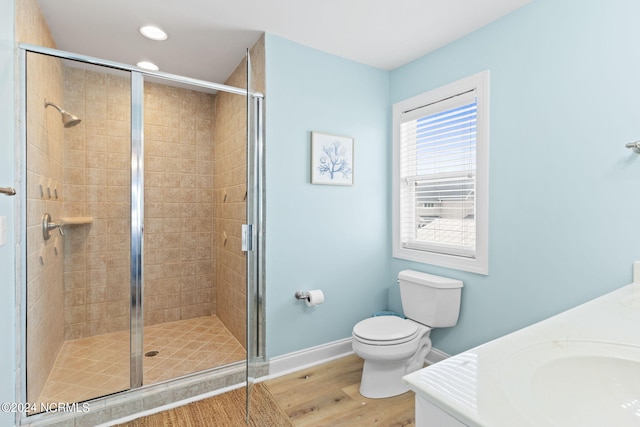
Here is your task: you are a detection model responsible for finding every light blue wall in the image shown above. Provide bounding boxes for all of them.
[263,1,640,359]
[0,0,17,424]
[264,34,391,357]
[390,0,640,354]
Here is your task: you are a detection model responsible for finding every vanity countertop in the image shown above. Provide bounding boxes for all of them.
[402,282,640,427]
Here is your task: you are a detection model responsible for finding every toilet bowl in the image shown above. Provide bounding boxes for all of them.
[352,270,463,399]
[352,316,432,398]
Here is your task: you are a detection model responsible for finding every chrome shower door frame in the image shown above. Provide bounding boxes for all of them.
[130,71,144,388]
[17,44,266,423]
[245,49,267,422]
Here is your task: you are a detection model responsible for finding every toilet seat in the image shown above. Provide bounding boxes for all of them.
[353,316,420,345]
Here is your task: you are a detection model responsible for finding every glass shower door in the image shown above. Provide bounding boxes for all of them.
[22,43,265,420]
[24,51,133,410]
[138,75,248,386]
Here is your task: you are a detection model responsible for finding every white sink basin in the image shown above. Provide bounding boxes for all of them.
[501,340,640,426]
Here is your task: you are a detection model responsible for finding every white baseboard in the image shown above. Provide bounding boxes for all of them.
[263,338,354,380]
[262,337,450,380]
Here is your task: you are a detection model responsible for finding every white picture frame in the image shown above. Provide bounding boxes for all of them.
[310,132,354,186]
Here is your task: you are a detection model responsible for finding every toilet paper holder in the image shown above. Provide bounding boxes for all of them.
[295,289,325,306]
[294,290,310,301]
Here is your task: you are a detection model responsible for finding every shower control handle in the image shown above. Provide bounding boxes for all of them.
[42,213,64,241]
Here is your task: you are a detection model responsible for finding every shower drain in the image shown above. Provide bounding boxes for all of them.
[145,351,159,357]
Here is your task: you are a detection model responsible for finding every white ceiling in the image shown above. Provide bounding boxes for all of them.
[37,0,532,84]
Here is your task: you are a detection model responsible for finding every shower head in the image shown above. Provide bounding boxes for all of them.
[44,99,82,128]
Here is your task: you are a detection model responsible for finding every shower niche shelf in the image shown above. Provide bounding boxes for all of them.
[61,216,93,225]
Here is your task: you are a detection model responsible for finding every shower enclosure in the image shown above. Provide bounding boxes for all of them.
[19,43,264,422]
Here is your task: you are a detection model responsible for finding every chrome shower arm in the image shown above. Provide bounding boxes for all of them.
[44,99,82,128]
[44,99,62,113]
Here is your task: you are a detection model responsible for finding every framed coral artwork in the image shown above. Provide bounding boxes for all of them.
[310,131,354,185]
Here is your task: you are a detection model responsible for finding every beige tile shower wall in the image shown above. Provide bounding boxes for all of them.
[16,0,57,46]
[143,82,215,326]
[213,36,266,346]
[212,85,246,346]
[18,0,65,403]
[61,75,217,337]
[62,68,132,339]
[25,52,65,403]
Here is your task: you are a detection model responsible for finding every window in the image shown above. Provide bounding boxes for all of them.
[392,71,489,274]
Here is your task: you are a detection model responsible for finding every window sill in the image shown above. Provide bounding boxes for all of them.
[393,246,488,275]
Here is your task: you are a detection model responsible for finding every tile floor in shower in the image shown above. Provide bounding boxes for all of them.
[37,315,245,405]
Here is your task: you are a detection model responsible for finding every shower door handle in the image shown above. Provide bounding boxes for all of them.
[242,224,253,252]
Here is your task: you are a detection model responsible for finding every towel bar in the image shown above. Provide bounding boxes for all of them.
[0,187,16,196]
[625,141,640,153]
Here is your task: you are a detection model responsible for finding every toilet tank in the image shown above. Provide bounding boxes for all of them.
[398,270,463,327]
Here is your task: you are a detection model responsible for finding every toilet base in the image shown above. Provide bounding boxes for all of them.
[359,359,411,399]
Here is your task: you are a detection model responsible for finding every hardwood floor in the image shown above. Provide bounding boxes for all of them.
[265,354,415,427]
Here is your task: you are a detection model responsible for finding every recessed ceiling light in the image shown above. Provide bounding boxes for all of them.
[136,61,159,71]
[139,25,168,41]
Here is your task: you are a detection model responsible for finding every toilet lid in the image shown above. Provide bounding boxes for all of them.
[353,316,419,344]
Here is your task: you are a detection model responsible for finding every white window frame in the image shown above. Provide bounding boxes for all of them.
[392,71,489,275]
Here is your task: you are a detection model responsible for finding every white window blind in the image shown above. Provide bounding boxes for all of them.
[399,90,478,259]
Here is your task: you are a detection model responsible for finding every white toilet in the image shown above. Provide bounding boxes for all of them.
[352,270,463,398]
